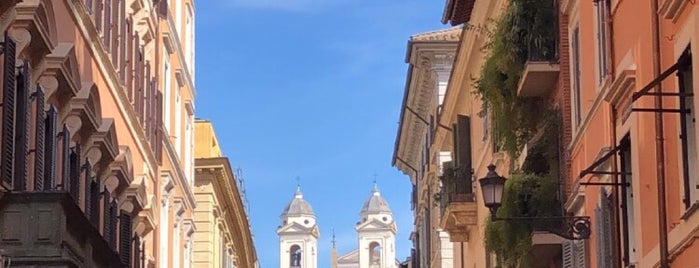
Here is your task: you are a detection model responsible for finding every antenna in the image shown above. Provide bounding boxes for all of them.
[332,228,336,248]
[296,176,301,187]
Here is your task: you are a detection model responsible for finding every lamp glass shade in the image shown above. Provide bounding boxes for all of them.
[479,176,506,209]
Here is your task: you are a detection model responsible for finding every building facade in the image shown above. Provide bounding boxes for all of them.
[193,120,259,268]
[397,0,699,267]
[0,1,258,267]
[566,0,699,267]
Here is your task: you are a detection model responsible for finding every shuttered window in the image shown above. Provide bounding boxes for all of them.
[83,160,93,216]
[13,62,30,191]
[562,240,586,268]
[103,0,111,50]
[2,32,16,187]
[33,87,46,191]
[103,193,113,246]
[60,124,71,190]
[678,47,699,208]
[133,235,142,268]
[68,145,81,205]
[595,189,615,268]
[95,0,103,33]
[119,212,132,266]
[43,107,58,190]
[89,180,100,227]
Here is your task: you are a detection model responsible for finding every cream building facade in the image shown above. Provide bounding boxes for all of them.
[393,1,507,267]
[194,120,259,268]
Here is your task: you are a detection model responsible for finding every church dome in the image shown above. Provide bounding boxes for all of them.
[360,185,392,215]
[281,187,315,217]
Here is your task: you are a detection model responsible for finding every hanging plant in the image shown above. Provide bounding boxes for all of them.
[484,172,561,268]
[473,0,557,159]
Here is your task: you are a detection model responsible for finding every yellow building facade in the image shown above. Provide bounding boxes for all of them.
[194,120,259,268]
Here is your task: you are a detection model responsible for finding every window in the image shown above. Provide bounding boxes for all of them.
[184,112,194,184]
[159,197,170,268]
[619,136,636,265]
[175,86,182,156]
[103,0,111,50]
[172,222,181,268]
[678,47,698,209]
[595,0,610,84]
[571,25,583,126]
[163,55,171,133]
[175,0,183,38]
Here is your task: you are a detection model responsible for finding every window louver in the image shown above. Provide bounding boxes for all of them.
[89,180,100,227]
[109,200,118,249]
[33,86,46,191]
[43,106,57,190]
[103,192,112,245]
[13,61,30,191]
[60,124,71,190]
[2,32,16,186]
[83,160,92,216]
[133,235,142,268]
[119,212,132,266]
[69,144,81,204]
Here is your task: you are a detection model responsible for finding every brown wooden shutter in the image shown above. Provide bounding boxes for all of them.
[157,0,169,18]
[60,124,71,190]
[111,0,119,65]
[118,0,127,82]
[95,0,103,33]
[143,61,151,126]
[109,200,118,249]
[133,235,142,268]
[127,22,134,100]
[13,62,30,191]
[83,160,92,216]
[119,212,133,266]
[156,91,163,163]
[103,193,112,244]
[144,75,152,139]
[134,49,142,119]
[43,106,57,190]
[104,0,111,50]
[86,0,94,13]
[69,144,81,205]
[89,180,100,227]
[33,87,46,191]
[454,115,472,195]
[2,32,16,186]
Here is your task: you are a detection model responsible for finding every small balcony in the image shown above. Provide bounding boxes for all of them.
[0,192,122,267]
[438,162,477,242]
[517,10,560,98]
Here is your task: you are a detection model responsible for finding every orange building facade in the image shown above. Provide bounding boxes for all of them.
[567,0,699,267]
[0,0,259,267]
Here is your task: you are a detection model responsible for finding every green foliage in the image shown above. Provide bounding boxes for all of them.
[484,172,561,268]
[473,0,557,159]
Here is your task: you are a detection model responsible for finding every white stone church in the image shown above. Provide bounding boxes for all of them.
[276,185,400,268]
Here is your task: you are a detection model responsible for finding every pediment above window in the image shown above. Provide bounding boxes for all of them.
[41,43,81,105]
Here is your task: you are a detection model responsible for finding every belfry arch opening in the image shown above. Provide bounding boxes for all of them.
[369,242,382,265]
[290,244,302,267]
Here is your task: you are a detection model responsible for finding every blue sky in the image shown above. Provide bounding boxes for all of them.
[195,1,447,267]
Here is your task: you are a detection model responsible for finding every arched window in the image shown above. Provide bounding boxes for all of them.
[369,242,381,265]
[289,245,302,267]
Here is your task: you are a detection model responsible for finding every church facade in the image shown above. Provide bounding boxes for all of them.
[277,186,399,268]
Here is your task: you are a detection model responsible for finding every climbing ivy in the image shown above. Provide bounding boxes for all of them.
[472,0,557,159]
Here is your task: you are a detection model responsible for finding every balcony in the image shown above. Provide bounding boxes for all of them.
[0,192,122,267]
[516,9,559,98]
[438,163,477,242]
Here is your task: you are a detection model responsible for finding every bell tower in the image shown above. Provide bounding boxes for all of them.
[355,184,397,268]
[277,187,319,268]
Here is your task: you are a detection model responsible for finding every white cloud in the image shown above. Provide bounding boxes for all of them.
[222,0,344,12]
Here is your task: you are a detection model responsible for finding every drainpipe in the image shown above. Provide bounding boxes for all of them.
[650,0,670,267]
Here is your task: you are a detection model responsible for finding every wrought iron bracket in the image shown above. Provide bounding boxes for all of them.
[493,216,591,240]
[580,181,630,186]
[632,108,691,113]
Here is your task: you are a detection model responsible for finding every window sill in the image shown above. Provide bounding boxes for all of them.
[681,201,699,221]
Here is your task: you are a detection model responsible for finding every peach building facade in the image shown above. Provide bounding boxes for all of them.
[0,0,258,267]
[566,0,699,267]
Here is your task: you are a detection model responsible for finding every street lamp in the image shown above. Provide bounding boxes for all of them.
[478,164,592,240]
[479,164,506,218]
